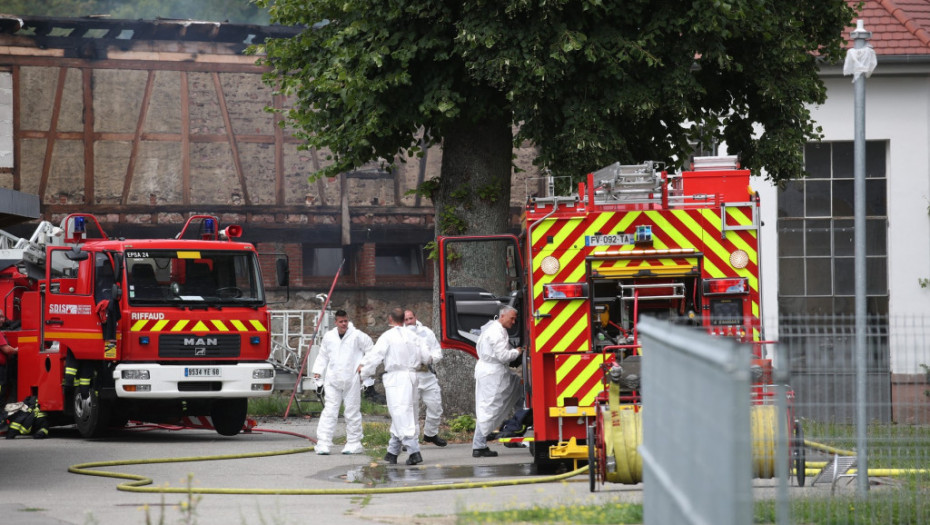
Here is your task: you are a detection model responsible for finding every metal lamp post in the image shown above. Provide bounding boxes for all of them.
[844,18,877,497]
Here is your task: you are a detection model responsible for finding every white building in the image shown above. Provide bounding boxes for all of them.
[755,1,930,422]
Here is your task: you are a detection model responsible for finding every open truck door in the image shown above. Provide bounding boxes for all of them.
[437,235,524,358]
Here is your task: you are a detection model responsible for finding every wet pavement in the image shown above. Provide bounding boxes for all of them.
[3,415,643,525]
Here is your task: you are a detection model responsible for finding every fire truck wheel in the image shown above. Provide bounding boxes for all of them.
[530,441,571,474]
[73,369,113,438]
[793,419,806,487]
[587,424,598,493]
[211,398,248,436]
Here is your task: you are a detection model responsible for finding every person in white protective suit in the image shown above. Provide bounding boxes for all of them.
[312,309,373,455]
[404,309,447,447]
[359,307,432,465]
[472,305,524,458]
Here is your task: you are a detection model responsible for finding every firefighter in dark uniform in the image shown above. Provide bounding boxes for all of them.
[0,310,17,404]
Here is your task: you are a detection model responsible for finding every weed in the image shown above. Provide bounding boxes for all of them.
[179,473,202,525]
[457,500,643,524]
[449,414,476,433]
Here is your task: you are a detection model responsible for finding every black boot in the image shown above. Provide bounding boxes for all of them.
[406,452,423,465]
[423,434,447,447]
[472,447,498,458]
[383,452,398,464]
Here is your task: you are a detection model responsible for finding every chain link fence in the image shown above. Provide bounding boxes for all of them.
[761,315,930,523]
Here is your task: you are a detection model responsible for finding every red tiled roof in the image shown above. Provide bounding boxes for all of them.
[853,0,930,54]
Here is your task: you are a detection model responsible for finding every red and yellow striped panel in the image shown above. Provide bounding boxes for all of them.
[530,204,761,351]
[555,353,610,407]
[130,319,268,333]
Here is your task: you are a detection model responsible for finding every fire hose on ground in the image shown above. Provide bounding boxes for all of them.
[68,434,590,495]
[67,415,930,493]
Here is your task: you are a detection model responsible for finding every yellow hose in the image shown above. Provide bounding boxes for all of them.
[606,409,642,484]
[69,446,590,494]
[751,405,777,478]
[803,439,855,457]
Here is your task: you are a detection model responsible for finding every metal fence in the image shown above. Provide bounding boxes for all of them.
[772,315,930,524]
[637,315,930,524]
[639,317,753,525]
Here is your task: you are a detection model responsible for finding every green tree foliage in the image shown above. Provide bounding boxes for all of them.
[258,0,854,182]
[256,0,855,240]
[3,0,269,24]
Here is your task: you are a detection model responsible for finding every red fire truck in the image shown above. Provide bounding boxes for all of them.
[0,214,282,437]
[438,156,797,483]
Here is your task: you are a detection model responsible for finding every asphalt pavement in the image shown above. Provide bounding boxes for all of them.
[1,415,643,525]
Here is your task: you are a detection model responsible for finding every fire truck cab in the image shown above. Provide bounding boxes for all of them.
[439,155,767,474]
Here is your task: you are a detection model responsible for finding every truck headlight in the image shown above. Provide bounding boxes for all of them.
[121,370,150,380]
[252,369,274,379]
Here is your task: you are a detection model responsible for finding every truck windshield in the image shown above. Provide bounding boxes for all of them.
[125,250,264,306]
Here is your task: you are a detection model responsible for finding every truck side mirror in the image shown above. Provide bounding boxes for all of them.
[276,258,289,287]
[111,284,122,301]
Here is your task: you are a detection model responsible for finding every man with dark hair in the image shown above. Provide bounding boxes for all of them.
[359,307,431,465]
[312,309,373,455]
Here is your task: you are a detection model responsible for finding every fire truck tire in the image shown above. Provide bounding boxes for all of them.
[793,419,806,487]
[751,405,777,478]
[606,409,642,484]
[587,424,598,493]
[73,368,113,438]
[211,398,248,436]
[529,441,571,474]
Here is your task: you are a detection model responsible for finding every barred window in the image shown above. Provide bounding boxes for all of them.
[776,141,888,316]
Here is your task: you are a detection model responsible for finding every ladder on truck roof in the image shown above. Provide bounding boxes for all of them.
[0,220,65,273]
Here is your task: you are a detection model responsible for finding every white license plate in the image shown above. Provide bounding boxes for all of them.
[586,233,634,246]
[185,367,221,378]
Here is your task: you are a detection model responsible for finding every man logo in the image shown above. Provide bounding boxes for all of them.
[195,348,207,356]
[184,337,218,346]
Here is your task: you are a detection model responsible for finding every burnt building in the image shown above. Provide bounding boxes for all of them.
[0,15,538,330]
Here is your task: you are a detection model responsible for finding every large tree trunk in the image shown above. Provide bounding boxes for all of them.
[432,114,514,421]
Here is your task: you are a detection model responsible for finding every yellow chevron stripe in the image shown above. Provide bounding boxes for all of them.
[250,320,267,332]
[556,354,581,383]
[537,301,586,352]
[556,355,606,407]
[129,319,263,333]
[647,211,688,251]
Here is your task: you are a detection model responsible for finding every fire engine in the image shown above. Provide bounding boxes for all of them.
[438,155,803,486]
[0,213,282,437]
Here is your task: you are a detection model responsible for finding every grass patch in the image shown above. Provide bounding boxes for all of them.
[247,393,388,418]
[802,420,930,470]
[456,501,643,524]
[755,491,930,524]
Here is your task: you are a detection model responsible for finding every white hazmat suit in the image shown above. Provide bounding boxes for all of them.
[312,322,373,454]
[360,325,431,457]
[472,319,523,451]
[407,321,444,439]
